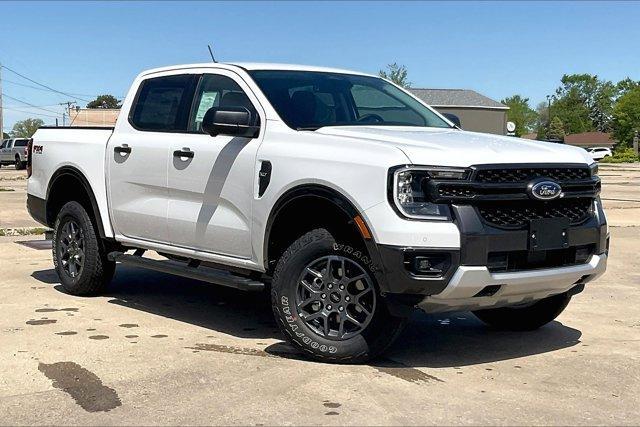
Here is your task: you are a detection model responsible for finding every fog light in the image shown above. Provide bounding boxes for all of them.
[405,253,451,277]
[575,245,593,264]
[415,257,432,271]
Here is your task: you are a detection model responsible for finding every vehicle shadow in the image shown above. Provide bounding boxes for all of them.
[34,266,581,367]
[382,310,581,368]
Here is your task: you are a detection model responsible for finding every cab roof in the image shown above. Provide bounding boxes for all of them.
[140,62,375,78]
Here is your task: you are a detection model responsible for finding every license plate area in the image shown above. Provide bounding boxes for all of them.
[529,218,570,251]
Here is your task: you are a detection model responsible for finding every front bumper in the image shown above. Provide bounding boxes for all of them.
[371,201,608,313]
[418,253,607,313]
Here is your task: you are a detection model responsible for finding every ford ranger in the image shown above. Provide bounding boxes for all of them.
[26,63,608,363]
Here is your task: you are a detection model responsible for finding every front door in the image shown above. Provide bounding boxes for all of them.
[167,71,264,259]
[107,73,198,244]
[0,140,12,163]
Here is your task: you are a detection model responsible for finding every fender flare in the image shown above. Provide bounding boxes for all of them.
[263,184,379,269]
[46,166,107,239]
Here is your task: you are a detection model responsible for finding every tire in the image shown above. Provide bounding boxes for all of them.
[271,228,407,363]
[52,201,115,296]
[15,156,25,170]
[472,292,571,331]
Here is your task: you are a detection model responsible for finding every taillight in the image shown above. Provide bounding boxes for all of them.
[26,138,33,178]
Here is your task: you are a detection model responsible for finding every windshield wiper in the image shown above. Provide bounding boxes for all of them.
[296,126,323,131]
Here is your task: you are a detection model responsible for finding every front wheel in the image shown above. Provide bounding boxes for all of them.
[53,201,115,296]
[271,228,407,363]
[472,292,571,331]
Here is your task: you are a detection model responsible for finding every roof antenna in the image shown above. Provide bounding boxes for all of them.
[207,44,217,63]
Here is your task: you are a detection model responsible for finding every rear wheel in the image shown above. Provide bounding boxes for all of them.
[271,228,407,363]
[15,156,26,170]
[472,293,571,331]
[53,201,115,296]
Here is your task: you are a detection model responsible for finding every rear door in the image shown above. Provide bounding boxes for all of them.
[166,71,264,258]
[107,73,198,243]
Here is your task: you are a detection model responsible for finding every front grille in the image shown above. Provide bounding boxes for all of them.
[477,199,593,229]
[487,244,595,272]
[474,167,590,183]
[438,185,477,199]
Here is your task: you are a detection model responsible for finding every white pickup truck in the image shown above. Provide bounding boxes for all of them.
[27,63,608,363]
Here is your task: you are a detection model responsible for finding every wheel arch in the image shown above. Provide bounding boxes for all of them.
[46,166,107,239]
[263,184,378,272]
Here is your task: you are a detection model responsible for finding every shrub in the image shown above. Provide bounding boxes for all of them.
[599,147,639,163]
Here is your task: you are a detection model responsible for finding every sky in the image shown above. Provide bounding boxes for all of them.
[1,1,640,133]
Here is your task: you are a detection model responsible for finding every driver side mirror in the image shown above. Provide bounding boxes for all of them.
[442,113,462,128]
[201,106,260,138]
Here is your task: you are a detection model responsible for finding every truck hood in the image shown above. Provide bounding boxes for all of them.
[315,126,593,166]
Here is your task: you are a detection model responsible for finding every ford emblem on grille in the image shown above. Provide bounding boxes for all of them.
[528,180,562,200]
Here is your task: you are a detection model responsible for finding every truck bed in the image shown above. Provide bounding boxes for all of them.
[27,126,115,237]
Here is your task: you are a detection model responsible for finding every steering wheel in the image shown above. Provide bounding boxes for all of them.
[357,114,384,124]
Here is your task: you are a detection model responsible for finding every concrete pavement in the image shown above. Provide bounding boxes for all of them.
[0,227,638,425]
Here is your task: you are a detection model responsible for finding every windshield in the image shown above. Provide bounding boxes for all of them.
[248,70,451,130]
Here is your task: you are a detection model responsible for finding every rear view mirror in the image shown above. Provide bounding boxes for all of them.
[201,107,260,138]
[442,113,462,128]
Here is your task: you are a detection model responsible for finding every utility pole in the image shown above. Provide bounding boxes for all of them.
[59,101,76,127]
[546,95,552,134]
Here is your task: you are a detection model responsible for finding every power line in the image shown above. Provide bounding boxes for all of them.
[3,78,102,98]
[2,106,61,119]
[0,64,91,103]
[3,94,63,115]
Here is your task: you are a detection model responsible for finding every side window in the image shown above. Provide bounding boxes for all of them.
[0,141,6,149]
[189,74,258,132]
[130,74,197,132]
[14,140,28,147]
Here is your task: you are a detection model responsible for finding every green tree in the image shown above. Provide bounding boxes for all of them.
[534,102,549,140]
[378,63,411,88]
[2,132,9,139]
[547,116,566,141]
[612,86,640,148]
[10,118,44,138]
[616,78,640,96]
[552,74,615,133]
[501,95,538,137]
[87,94,120,109]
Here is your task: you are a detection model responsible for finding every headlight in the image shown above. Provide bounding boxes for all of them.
[589,162,598,177]
[391,166,468,220]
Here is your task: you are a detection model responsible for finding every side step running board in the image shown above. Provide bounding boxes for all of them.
[108,252,265,292]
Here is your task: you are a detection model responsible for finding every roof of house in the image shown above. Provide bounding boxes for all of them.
[409,88,508,110]
[564,132,616,147]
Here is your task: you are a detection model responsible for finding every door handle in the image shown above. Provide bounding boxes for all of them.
[114,144,131,154]
[173,148,194,159]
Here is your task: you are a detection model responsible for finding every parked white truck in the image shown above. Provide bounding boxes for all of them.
[27,63,608,362]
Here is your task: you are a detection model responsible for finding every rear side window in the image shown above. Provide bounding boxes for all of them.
[14,140,28,147]
[130,74,197,132]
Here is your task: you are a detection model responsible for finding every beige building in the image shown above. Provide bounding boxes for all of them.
[409,88,509,135]
[69,108,120,127]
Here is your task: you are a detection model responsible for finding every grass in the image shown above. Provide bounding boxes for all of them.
[0,227,48,237]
